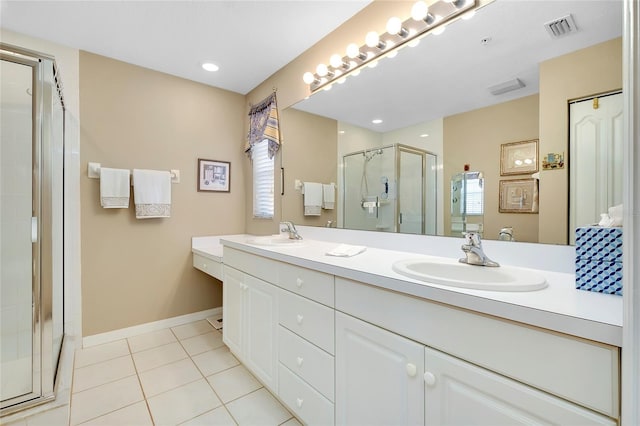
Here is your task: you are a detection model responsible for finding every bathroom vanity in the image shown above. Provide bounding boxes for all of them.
[193,234,622,425]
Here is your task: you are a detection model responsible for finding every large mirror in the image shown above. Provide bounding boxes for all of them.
[282,0,623,245]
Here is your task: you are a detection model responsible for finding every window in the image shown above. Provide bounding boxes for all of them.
[462,177,484,216]
[252,139,274,218]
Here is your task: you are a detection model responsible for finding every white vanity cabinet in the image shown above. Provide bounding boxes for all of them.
[222,260,279,392]
[335,312,424,425]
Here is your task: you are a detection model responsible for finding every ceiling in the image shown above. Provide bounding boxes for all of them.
[293,0,623,133]
[0,0,371,95]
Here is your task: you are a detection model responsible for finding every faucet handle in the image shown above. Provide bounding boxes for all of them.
[464,232,482,247]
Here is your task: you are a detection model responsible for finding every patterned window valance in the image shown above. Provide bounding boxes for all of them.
[245,92,280,159]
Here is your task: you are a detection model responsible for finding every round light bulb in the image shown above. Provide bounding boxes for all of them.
[386,17,402,35]
[462,10,476,20]
[337,77,347,84]
[432,24,446,36]
[368,60,378,69]
[330,54,344,69]
[351,68,361,77]
[411,1,429,21]
[316,63,328,77]
[346,43,361,59]
[365,31,380,48]
[302,72,315,84]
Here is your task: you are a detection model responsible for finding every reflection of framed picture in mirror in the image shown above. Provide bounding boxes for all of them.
[499,178,538,213]
[500,139,539,176]
[198,159,230,192]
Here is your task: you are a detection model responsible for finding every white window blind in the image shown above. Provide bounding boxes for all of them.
[463,178,484,216]
[252,139,274,218]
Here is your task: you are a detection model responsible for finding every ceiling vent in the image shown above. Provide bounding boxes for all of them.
[488,78,525,96]
[544,14,578,39]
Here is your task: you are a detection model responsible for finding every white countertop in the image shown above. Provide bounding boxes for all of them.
[207,235,622,347]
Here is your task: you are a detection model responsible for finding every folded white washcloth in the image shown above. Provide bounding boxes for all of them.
[303,182,322,216]
[133,169,171,219]
[100,167,130,208]
[322,184,335,210]
[326,244,367,257]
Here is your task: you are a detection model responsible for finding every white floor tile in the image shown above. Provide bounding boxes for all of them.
[225,389,292,426]
[171,320,214,340]
[180,406,237,425]
[74,339,130,369]
[206,365,262,403]
[79,401,152,426]
[147,379,222,426]
[192,346,239,377]
[127,328,177,353]
[73,355,136,393]
[181,331,225,356]
[25,405,68,426]
[132,341,188,372]
[69,375,144,426]
[138,358,203,397]
[280,417,303,426]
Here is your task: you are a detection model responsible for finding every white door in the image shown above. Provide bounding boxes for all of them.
[569,92,623,244]
[244,275,278,391]
[222,266,244,356]
[335,312,424,426]
[424,346,616,425]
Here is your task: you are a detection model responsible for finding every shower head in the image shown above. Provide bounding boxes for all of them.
[364,148,383,162]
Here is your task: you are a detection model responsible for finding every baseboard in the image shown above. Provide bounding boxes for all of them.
[82,307,222,348]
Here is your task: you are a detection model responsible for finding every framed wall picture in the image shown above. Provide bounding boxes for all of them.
[198,159,230,192]
[500,139,539,176]
[499,178,538,213]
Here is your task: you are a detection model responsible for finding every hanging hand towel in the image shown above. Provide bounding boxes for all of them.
[303,182,322,216]
[100,167,130,208]
[322,184,335,210]
[133,169,171,219]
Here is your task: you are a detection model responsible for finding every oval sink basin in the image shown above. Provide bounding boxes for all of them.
[392,259,547,292]
[246,236,305,247]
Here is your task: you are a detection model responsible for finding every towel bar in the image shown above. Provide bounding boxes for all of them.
[88,162,180,183]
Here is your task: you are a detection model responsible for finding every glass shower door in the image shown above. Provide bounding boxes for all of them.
[0,59,36,402]
[398,147,425,234]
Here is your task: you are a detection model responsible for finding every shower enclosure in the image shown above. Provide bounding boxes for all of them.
[342,144,437,234]
[1,44,65,414]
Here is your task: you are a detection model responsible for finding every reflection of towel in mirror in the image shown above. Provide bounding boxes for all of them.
[303,182,322,216]
[322,184,335,209]
[133,169,171,219]
[100,167,130,208]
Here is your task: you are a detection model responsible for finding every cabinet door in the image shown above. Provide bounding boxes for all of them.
[222,266,244,356]
[424,346,617,426]
[335,312,424,426]
[244,274,279,391]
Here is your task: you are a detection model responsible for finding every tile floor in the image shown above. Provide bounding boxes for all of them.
[10,319,300,426]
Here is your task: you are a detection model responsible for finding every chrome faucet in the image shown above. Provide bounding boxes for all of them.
[280,221,303,240]
[459,232,499,267]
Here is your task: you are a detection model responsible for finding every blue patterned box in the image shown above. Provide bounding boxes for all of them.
[575,226,623,296]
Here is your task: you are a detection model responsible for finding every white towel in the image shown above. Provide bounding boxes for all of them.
[100,167,130,208]
[303,182,322,216]
[322,184,335,210]
[133,169,171,219]
[326,244,367,257]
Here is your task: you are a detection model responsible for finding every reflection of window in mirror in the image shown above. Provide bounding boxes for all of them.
[252,140,274,218]
[451,172,484,237]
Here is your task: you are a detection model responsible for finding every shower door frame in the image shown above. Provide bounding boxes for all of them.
[1,44,64,414]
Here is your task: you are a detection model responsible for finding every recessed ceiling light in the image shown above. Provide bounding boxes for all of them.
[338,130,346,134]
[420,133,429,138]
[202,62,219,72]
[372,119,383,124]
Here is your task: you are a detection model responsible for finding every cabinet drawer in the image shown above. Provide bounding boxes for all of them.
[278,364,334,426]
[193,253,222,280]
[278,326,334,401]
[223,247,278,284]
[279,289,335,355]
[336,277,620,418]
[279,263,334,307]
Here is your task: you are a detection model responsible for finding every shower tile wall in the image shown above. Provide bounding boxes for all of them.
[1,60,34,400]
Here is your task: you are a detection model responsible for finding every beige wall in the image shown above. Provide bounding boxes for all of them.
[280,108,338,226]
[79,52,246,336]
[444,95,540,243]
[538,37,622,244]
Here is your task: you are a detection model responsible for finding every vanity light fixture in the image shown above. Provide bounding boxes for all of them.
[302,0,478,93]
